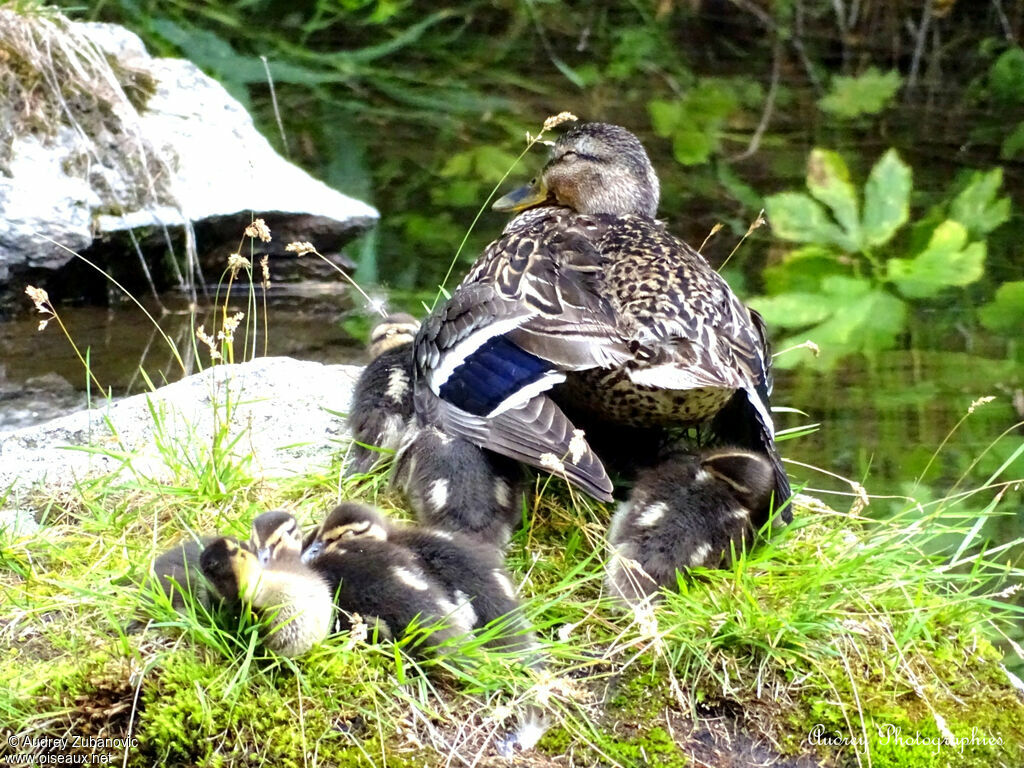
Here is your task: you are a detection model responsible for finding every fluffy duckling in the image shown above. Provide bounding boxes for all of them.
[346,313,420,475]
[304,502,533,651]
[200,534,333,657]
[249,508,303,564]
[606,448,774,606]
[414,123,790,512]
[299,514,466,656]
[147,536,218,611]
[393,423,525,547]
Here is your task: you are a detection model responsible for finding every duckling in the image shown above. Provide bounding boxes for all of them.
[147,536,218,611]
[413,122,790,514]
[346,313,421,475]
[199,534,333,657]
[393,423,525,547]
[249,508,303,564]
[300,517,466,656]
[606,448,775,606]
[304,502,533,652]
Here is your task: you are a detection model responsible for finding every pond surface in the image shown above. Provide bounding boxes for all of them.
[0,285,367,431]
[4,287,1020,530]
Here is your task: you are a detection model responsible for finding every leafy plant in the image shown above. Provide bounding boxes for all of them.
[750,149,1011,368]
[649,78,761,165]
[818,67,902,119]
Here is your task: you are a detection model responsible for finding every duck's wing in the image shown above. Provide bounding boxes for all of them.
[414,211,626,501]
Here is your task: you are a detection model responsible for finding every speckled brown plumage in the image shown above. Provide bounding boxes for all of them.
[414,122,789,512]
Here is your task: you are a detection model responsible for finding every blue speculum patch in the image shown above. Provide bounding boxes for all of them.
[439,336,553,416]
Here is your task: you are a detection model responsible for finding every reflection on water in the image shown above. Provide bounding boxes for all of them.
[0,285,368,431]
[4,289,1021,515]
[776,348,1023,540]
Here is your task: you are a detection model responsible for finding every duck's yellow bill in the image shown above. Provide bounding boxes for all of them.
[492,177,549,212]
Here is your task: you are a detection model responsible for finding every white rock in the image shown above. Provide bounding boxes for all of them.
[0,357,361,501]
[0,13,377,276]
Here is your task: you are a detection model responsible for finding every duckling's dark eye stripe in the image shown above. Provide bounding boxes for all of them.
[438,335,557,417]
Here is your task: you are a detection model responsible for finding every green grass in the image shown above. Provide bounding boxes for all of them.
[2,221,1022,766]
[1,417,1022,767]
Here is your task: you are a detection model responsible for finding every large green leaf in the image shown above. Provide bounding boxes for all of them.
[818,67,902,119]
[948,169,1011,238]
[774,284,906,369]
[672,126,714,165]
[989,46,1024,106]
[862,149,912,247]
[978,281,1024,333]
[746,292,833,329]
[887,221,987,299]
[648,99,683,137]
[764,192,851,250]
[761,245,847,294]
[806,149,861,250]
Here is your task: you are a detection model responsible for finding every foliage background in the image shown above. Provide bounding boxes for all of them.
[51,0,1022,520]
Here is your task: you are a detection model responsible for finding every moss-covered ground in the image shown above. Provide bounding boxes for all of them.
[1,427,1022,767]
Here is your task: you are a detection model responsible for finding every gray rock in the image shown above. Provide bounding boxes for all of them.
[0,357,361,502]
[0,12,377,278]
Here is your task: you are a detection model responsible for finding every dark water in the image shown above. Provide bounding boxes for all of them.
[4,288,1020,525]
[0,286,367,431]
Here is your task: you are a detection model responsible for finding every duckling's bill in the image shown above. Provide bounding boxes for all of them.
[492,177,550,212]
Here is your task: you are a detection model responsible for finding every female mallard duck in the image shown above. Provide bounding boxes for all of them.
[303,502,534,652]
[413,122,790,513]
[347,313,421,475]
[200,531,333,658]
[606,448,774,606]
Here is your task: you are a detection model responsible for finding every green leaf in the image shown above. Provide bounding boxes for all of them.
[887,221,987,298]
[672,126,714,165]
[948,169,1011,238]
[989,46,1024,106]
[861,149,912,247]
[806,149,860,250]
[774,285,906,370]
[979,281,1024,333]
[819,67,902,119]
[762,245,847,294]
[716,164,762,211]
[764,192,850,250]
[746,292,833,329]
[649,99,683,137]
[1001,122,1024,160]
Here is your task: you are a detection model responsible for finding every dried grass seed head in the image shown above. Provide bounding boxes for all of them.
[285,241,316,257]
[245,218,272,242]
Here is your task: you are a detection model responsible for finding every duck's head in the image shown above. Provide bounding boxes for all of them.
[493,122,659,218]
[700,449,775,514]
[367,313,420,360]
[301,502,389,564]
[249,510,302,566]
[200,537,258,602]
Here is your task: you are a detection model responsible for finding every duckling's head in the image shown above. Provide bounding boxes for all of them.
[493,122,659,218]
[368,313,420,360]
[700,449,775,514]
[250,510,303,566]
[301,502,389,564]
[200,537,258,602]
